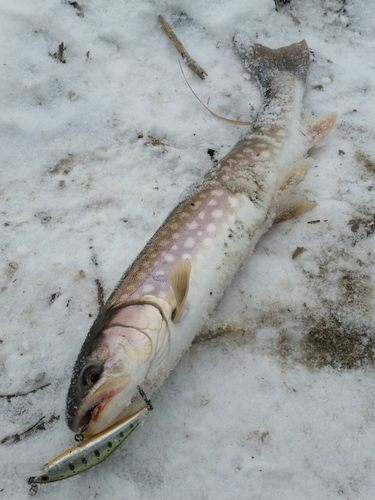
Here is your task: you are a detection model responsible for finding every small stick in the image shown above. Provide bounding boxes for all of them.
[290,13,301,25]
[292,246,306,260]
[95,278,105,311]
[0,383,51,402]
[145,135,170,147]
[58,42,66,63]
[158,14,208,80]
[1,414,60,444]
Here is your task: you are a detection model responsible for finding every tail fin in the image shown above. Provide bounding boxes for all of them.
[234,38,310,88]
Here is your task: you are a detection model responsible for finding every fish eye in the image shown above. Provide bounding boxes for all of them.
[80,362,103,387]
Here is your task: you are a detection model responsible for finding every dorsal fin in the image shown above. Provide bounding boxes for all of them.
[165,260,192,322]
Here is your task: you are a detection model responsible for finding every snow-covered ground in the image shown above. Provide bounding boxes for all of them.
[1,0,375,498]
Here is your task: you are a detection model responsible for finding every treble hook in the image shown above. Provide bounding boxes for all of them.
[137,386,154,411]
[27,478,38,496]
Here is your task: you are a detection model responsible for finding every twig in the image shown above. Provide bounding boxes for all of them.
[145,135,170,147]
[290,13,301,25]
[95,278,105,311]
[292,246,306,260]
[158,14,208,80]
[58,42,65,63]
[49,43,66,63]
[0,383,51,402]
[1,414,60,444]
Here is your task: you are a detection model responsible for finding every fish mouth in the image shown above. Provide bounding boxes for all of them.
[75,395,110,432]
[78,399,108,430]
[72,376,131,434]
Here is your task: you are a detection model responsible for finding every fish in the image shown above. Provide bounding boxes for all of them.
[19,406,149,486]
[66,39,336,437]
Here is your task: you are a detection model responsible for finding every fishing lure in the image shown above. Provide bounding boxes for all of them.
[20,405,150,494]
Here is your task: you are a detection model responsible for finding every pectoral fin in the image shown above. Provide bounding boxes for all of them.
[165,259,192,322]
[304,112,337,148]
[273,193,317,224]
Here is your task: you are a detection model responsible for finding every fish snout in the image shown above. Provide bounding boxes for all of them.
[69,375,132,435]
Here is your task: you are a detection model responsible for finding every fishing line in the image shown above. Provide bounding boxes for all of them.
[179,60,253,126]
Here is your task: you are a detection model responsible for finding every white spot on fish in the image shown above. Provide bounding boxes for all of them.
[207,223,216,233]
[212,210,223,218]
[164,254,175,263]
[204,238,213,246]
[277,129,287,137]
[172,233,180,240]
[213,190,224,196]
[189,221,198,230]
[182,253,191,260]
[171,245,178,251]
[208,199,218,206]
[184,237,195,248]
[260,150,271,158]
[142,284,155,293]
[229,197,239,207]
[243,148,253,153]
[198,212,206,219]
[197,231,203,236]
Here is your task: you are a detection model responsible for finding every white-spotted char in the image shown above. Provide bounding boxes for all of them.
[65,40,336,440]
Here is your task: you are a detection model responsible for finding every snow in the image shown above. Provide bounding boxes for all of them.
[1,0,375,498]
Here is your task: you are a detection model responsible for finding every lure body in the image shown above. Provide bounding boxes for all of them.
[28,406,149,484]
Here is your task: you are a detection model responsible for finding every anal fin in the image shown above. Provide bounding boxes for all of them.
[304,112,337,148]
[165,259,191,323]
[278,158,313,192]
[273,193,317,224]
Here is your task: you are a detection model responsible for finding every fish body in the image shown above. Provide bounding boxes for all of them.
[25,406,149,484]
[66,40,336,437]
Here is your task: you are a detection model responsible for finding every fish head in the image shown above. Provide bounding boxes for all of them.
[66,302,168,436]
